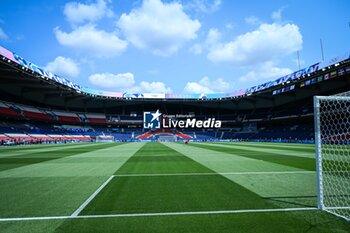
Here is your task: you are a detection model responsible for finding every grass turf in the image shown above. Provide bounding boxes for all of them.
[0,143,119,172]
[115,142,214,174]
[0,142,349,233]
[83,143,281,215]
[189,142,316,170]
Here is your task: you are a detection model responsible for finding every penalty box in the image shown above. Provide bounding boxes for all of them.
[77,173,289,216]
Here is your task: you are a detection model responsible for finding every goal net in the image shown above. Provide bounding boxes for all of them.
[96,135,114,143]
[158,135,177,142]
[314,93,350,221]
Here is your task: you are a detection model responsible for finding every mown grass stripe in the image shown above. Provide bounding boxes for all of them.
[208,142,314,159]
[0,143,123,172]
[80,142,284,216]
[215,142,315,156]
[113,171,314,177]
[231,142,315,149]
[114,142,213,175]
[0,143,101,158]
[0,143,144,218]
[189,143,315,171]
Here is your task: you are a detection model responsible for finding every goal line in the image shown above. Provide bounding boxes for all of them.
[0,207,318,222]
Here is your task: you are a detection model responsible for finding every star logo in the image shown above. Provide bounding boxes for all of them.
[143,110,162,129]
[150,109,162,123]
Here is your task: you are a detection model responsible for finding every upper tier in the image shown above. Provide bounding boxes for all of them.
[1,45,349,100]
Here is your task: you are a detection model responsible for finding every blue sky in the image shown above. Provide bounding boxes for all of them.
[0,0,349,94]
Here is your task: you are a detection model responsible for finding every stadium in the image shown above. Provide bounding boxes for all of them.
[0,1,350,232]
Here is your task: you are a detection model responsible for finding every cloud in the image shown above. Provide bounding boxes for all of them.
[190,43,203,55]
[225,23,234,30]
[190,28,220,55]
[184,76,230,94]
[45,56,80,78]
[88,72,172,93]
[205,28,221,46]
[54,24,128,57]
[117,0,201,56]
[245,16,260,25]
[64,0,113,25]
[239,63,292,83]
[0,28,8,40]
[271,7,286,22]
[207,23,302,66]
[185,0,222,13]
[89,72,135,88]
[129,81,172,93]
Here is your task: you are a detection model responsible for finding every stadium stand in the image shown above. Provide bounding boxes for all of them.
[52,111,81,123]
[19,105,54,121]
[0,44,349,144]
[0,102,21,117]
[85,113,107,124]
[136,129,192,140]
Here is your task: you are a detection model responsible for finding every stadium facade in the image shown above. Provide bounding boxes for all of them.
[0,45,349,144]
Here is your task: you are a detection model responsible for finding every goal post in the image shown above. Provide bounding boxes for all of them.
[96,135,114,142]
[314,95,350,221]
[158,135,177,142]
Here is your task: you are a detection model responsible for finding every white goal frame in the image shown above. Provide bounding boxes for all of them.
[96,135,114,143]
[158,135,177,142]
[314,95,350,221]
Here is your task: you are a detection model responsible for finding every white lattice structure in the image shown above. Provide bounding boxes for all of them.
[158,135,177,142]
[314,94,350,221]
[96,135,114,143]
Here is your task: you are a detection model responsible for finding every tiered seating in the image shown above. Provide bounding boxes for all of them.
[5,133,33,142]
[194,133,217,141]
[19,105,53,121]
[136,129,192,140]
[113,133,133,141]
[85,113,107,124]
[175,131,192,139]
[27,134,52,141]
[52,111,81,123]
[0,134,10,141]
[0,102,21,117]
[136,131,154,139]
[0,121,92,144]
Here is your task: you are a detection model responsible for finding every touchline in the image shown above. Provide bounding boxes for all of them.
[162,118,222,128]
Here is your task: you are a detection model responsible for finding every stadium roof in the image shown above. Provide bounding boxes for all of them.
[0,45,349,111]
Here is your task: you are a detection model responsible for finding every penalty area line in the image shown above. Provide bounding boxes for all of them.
[71,175,114,217]
[0,207,318,222]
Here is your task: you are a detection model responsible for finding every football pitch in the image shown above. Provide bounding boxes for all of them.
[0,142,349,233]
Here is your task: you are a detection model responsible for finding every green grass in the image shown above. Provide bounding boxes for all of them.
[0,142,349,233]
[189,142,316,170]
[81,143,277,215]
[0,143,119,172]
[115,143,213,174]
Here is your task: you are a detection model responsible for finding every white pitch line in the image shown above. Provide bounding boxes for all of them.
[113,171,315,177]
[0,216,70,222]
[71,175,114,217]
[0,207,318,222]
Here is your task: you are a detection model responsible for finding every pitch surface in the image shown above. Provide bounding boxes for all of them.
[0,142,349,233]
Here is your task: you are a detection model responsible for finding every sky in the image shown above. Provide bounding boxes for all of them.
[0,0,349,94]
